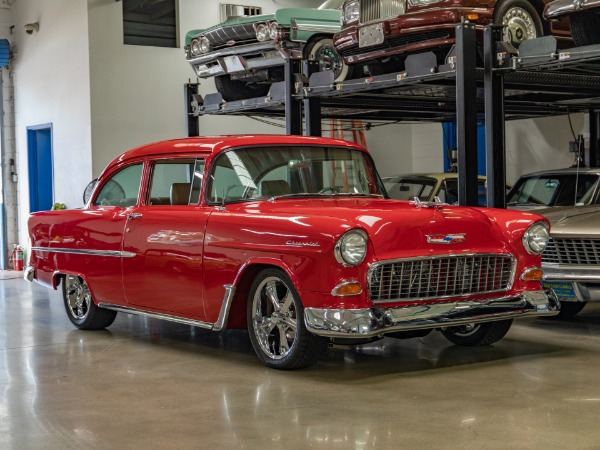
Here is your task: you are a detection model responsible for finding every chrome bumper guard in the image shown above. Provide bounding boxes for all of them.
[304,290,558,338]
[24,266,35,282]
[545,0,600,18]
[187,42,285,78]
[543,265,600,282]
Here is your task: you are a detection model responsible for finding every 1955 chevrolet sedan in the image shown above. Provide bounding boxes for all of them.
[25,135,558,369]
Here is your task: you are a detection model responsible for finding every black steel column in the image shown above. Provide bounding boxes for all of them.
[590,109,600,167]
[303,60,322,137]
[285,58,303,135]
[184,83,200,137]
[455,22,479,206]
[484,25,507,208]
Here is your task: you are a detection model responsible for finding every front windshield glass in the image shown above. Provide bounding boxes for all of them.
[507,174,599,207]
[319,0,345,10]
[208,146,384,204]
[383,176,437,201]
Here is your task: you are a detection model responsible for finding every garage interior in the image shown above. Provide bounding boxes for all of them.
[1,0,600,448]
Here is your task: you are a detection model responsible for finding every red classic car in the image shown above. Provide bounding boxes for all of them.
[334,0,570,71]
[25,135,557,369]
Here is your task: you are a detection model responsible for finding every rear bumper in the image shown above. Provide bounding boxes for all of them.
[186,41,286,78]
[304,290,558,338]
[545,0,600,19]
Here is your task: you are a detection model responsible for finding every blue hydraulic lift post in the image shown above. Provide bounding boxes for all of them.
[455,22,479,206]
[484,25,507,208]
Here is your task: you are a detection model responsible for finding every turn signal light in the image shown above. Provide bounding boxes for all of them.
[332,281,363,296]
[521,268,543,282]
[466,14,479,21]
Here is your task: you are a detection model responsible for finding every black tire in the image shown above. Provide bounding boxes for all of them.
[62,275,117,330]
[554,301,587,319]
[304,38,352,82]
[493,0,544,47]
[570,11,600,46]
[214,74,270,102]
[247,268,328,369]
[441,319,513,346]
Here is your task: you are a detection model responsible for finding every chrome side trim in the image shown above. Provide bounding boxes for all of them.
[98,284,236,331]
[304,290,559,338]
[545,0,600,18]
[31,247,136,258]
[24,266,35,282]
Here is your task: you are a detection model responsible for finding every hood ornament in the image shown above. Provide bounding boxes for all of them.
[410,197,448,210]
[427,234,466,244]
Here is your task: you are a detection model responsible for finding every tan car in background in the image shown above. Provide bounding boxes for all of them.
[542,206,600,318]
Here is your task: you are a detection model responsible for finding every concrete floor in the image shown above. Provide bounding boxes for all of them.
[2,275,600,449]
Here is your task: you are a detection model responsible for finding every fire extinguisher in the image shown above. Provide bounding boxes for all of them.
[12,245,24,271]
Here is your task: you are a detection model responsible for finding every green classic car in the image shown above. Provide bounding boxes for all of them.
[184,0,349,101]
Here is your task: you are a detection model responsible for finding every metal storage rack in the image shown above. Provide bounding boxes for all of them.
[186,23,600,209]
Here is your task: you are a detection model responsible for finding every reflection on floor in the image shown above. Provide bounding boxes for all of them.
[1,276,599,448]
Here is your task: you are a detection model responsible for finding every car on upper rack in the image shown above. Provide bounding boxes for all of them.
[25,135,558,369]
[333,0,571,74]
[541,206,600,318]
[506,168,600,212]
[383,173,489,205]
[184,0,350,101]
[544,0,600,46]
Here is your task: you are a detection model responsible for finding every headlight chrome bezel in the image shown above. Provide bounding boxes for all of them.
[255,22,270,42]
[522,221,549,255]
[190,38,202,56]
[335,229,368,266]
[342,0,360,26]
[268,21,279,40]
[199,36,211,54]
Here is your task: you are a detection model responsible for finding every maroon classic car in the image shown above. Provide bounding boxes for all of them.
[25,135,557,369]
[334,0,570,71]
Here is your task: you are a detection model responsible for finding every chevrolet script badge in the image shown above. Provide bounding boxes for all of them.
[426,234,466,244]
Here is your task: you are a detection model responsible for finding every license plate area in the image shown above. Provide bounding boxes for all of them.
[359,23,385,48]
[543,281,577,300]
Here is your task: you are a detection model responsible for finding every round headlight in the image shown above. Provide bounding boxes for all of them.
[190,39,201,56]
[522,222,549,255]
[199,36,211,53]
[269,22,278,40]
[335,230,368,266]
[256,23,270,42]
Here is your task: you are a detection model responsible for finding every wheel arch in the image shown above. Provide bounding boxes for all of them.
[225,258,302,329]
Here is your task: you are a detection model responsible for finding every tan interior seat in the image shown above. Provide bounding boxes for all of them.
[258,180,292,197]
[170,183,191,205]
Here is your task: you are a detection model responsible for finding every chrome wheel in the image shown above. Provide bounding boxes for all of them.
[502,7,538,46]
[251,276,298,360]
[441,319,513,346]
[306,38,351,82]
[65,275,91,320]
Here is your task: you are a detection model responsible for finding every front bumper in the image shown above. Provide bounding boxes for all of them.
[545,0,600,19]
[304,290,558,338]
[186,41,286,78]
[543,265,600,302]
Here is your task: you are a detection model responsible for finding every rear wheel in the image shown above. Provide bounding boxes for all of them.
[62,275,117,330]
[441,320,513,346]
[214,74,271,102]
[570,11,600,46]
[247,268,328,369]
[493,0,543,47]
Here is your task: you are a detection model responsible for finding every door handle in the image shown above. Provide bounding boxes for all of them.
[128,213,143,220]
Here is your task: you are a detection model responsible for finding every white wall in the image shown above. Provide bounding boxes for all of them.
[11,0,92,246]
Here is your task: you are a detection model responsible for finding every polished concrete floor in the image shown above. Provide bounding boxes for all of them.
[2,275,600,449]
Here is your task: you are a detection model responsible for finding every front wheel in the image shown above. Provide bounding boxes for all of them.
[570,12,600,46]
[493,0,543,47]
[554,301,587,319]
[247,268,328,369]
[441,320,513,346]
[62,275,117,330]
[304,38,352,82]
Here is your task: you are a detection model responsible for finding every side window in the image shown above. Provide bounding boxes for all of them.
[148,160,199,206]
[93,163,143,207]
[189,159,205,204]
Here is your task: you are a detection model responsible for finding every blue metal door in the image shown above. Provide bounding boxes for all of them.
[27,125,53,212]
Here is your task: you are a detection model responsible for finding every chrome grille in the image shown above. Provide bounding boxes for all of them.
[368,254,514,302]
[543,237,600,265]
[204,23,257,48]
[360,0,405,23]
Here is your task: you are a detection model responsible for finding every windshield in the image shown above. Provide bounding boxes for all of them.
[208,146,384,204]
[384,176,437,201]
[507,174,599,207]
[319,0,345,9]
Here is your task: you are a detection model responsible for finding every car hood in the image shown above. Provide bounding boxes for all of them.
[185,13,276,42]
[543,205,600,236]
[231,197,530,260]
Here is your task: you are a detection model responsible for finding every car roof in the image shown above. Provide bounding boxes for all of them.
[109,135,366,169]
[517,167,600,177]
